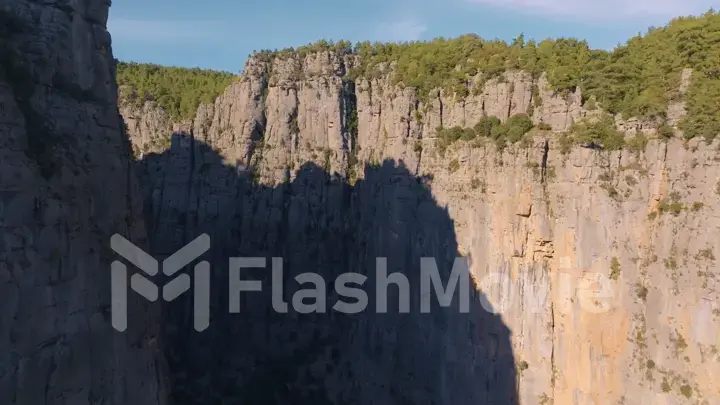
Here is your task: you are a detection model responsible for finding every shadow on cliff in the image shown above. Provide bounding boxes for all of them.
[135,132,518,405]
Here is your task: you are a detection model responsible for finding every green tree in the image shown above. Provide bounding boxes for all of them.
[116,62,235,120]
[474,116,502,137]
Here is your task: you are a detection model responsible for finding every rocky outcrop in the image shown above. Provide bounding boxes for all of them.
[0,1,164,404]
[122,52,592,183]
[122,51,720,405]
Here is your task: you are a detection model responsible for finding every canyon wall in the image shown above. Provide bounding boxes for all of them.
[123,51,720,405]
[0,1,165,404]
[136,139,517,405]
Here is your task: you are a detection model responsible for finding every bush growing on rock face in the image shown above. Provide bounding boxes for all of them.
[658,124,675,139]
[610,257,621,280]
[537,122,552,131]
[506,126,527,143]
[505,114,533,135]
[437,126,472,144]
[460,127,477,141]
[474,116,502,137]
[680,385,693,398]
[436,113,535,153]
[482,114,533,143]
[626,133,649,152]
[570,114,626,151]
[490,114,535,145]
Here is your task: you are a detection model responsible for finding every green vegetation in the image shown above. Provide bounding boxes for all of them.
[537,122,552,131]
[475,116,503,138]
[494,114,535,145]
[598,172,613,182]
[635,283,649,301]
[691,201,704,211]
[696,247,715,261]
[657,192,685,216]
[597,171,622,200]
[253,39,354,62]
[658,124,675,139]
[436,114,534,153]
[626,133,649,152]
[610,257,621,280]
[471,178,487,193]
[116,62,235,120]
[567,114,626,151]
[635,329,647,348]
[673,332,688,352]
[600,182,620,200]
[679,384,693,398]
[661,378,672,392]
[657,200,684,215]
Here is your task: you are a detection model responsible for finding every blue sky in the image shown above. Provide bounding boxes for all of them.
[108,0,716,73]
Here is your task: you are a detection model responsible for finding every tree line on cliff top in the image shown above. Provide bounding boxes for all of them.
[116,62,235,121]
[117,10,719,141]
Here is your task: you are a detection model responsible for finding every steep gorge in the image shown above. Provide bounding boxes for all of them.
[123,46,720,405]
[0,0,719,403]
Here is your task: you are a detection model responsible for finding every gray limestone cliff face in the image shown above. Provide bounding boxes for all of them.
[0,1,164,404]
[123,51,720,405]
[122,52,596,185]
[137,140,517,405]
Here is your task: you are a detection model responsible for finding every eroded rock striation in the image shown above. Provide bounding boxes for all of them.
[123,50,720,405]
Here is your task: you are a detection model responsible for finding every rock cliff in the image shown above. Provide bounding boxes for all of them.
[0,1,165,404]
[138,139,517,405]
[122,50,720,405]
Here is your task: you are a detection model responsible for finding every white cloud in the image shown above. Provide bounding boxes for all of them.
[108,19,219,42]
[463,0,714,20]
[373,19,428,42]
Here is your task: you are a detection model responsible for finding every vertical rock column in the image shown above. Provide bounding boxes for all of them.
[0,1,164,404]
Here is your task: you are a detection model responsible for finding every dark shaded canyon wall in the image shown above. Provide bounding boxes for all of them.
[137,134,517,405]
[0,1,164,404]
